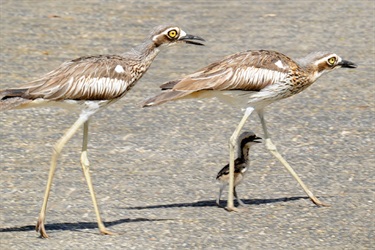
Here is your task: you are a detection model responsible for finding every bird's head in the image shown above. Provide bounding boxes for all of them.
[237,131,261,159]
[239,131,262,149]
[298,52,357,81]
[150,25,205,47]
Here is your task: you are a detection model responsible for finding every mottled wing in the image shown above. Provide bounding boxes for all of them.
[10,55,134,101]
[216,158,245,180]
[166,50,294,92]
[144,50,295,107]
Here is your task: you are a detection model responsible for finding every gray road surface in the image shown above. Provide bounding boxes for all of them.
[0,0,374,249]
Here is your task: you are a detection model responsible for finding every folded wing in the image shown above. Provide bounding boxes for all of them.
[143,50,294,107]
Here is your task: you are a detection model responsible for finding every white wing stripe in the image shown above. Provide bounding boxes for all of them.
[235,67,287,88]
[64,76,128,99]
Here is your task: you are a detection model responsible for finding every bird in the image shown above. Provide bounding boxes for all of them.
[216,131,261,207]
[0,25,205,238]
[142,49,357,211]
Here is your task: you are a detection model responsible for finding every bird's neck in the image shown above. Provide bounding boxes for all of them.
[122,39,161,64]
[238,145,250,162]
[295,57,325,83]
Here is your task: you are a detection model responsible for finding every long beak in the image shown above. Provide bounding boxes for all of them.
[339,59,357,68]
[178,34,205,46]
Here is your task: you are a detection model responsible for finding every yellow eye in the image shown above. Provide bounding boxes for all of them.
[167,29,178,38]
[328,57,336,65]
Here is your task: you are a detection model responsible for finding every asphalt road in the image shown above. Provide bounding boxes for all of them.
[0,0,374,249]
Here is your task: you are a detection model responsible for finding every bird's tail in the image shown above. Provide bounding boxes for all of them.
[142,89,193,107]
[160,79,180,90]
[142,79,193,107]
[0,88,31,111]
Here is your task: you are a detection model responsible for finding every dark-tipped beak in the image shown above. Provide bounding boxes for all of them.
[339,59,357,68]
[253,136,262,143]
[178,34,205,46]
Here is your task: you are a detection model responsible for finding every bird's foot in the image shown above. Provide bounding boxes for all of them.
[237,199,246,207]
[36,217,49,238]
[225,205,238,212]
[225,205,248,212]
[99,225,116,236]
[216,200,225,208]
[311,197,330,207]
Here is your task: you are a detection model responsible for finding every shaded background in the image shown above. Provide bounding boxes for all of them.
[0,0,374,249]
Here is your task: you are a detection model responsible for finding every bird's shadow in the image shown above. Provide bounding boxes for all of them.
[0,196,316,234]
[124,196,310,210]
[0,217,170,234]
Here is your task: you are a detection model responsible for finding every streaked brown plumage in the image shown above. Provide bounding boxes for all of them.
[0,25,204,238]
[216,131,261,207]
[1,26,204,110]
[143,49,357,211]
[143,50,356,108]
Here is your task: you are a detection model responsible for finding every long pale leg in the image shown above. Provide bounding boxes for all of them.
[36,115,88,238]
[234,187,245,206]
[227,107,255,211]
[80,120,114,235]
[216,184,225,207]
[217,186,246,207]
[257,110,328,206]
